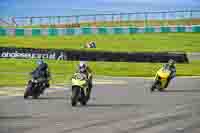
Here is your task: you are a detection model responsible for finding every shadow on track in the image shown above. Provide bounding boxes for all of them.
[162,89,200,93]
[86,103,141,108]
[26,96,97,101]
[0,115,32,120]
[31,97,67,100]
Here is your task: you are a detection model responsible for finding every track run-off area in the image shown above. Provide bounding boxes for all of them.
[0,77,200,133]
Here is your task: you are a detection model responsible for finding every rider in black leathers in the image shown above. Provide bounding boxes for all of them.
[76,61,93,99]
[31,59,50,92]
[164,59,176,88]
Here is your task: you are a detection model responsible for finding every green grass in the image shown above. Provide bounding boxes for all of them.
[1,33,200,52]
[1,33,200,86]
[0,58,200,86]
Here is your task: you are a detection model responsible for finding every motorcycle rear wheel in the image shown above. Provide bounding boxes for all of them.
[80,89,87,106]
[33,94,39,99]
[24,82,32,99]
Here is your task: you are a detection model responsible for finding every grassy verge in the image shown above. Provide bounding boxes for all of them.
[0,58,200,86]
[0,33,200,52]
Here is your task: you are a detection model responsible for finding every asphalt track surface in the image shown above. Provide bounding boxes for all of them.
[0,77,200,133]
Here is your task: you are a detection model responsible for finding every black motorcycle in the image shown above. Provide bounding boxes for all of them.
[24,71,49,99]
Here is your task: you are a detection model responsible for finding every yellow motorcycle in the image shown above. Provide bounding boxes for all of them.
[71,72,90,106]
[150,65,171,92]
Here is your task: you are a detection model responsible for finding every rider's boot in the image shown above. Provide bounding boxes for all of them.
[87,80,93,100]
[164,77,170,88]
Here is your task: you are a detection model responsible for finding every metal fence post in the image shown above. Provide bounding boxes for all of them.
[40,18,42,26]
[93,15,96,26]
[30,17,33,26]
[144,12,148,27]
[58,16,61,24]
[119,13,122,26]
[75,16,79,24]
[112,14,114,25]
[127,13,131,26]
[190,10,193,26]
[162,12,167,26]
[48,17,51,26]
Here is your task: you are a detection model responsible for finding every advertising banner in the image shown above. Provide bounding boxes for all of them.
[0,47,189,63]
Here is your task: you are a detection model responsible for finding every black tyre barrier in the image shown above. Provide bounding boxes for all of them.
[0,47,189,63]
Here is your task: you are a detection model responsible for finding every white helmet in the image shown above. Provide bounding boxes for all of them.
[79,61,87,72]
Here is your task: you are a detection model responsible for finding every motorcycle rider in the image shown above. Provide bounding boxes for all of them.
[77,61,93,99]
[164,59,176,88]
[31,59,50,93]
[84,41,96,48]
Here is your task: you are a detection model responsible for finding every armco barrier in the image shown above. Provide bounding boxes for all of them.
[0,47,189,63]
[0,25,200,36]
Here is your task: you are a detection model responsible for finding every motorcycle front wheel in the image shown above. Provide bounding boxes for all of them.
[71,86,80,106]
[150,80,161,92]
[24,81,32,99]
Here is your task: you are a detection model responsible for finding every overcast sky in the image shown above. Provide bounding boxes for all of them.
[0,0,200,17]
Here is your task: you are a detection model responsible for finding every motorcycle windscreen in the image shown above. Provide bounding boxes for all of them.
[72,78,87,87]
